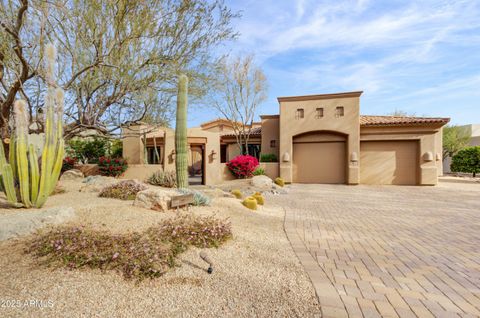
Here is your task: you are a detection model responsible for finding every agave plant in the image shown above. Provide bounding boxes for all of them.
[0,44,64,208]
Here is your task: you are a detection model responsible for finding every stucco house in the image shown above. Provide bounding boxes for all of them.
[122,91,449,185]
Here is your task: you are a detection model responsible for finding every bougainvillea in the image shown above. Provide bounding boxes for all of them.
[226,155,259,178]
[98,156,128,177]
[62,156,77,172]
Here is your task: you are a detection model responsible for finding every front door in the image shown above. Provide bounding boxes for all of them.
[188,145,204,185]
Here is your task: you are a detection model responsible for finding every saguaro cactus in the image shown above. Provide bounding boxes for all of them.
[0,43,64,208]
[175,74,189,188]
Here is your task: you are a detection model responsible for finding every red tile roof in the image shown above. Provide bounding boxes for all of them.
[221,127,262,137]
[360,115,450,127]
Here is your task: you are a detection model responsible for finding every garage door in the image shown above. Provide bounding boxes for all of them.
[360,141,418,185]
[293,136,346,183]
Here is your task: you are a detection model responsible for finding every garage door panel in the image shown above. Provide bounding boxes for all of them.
[360,141,418,185]
[293,142,346,184]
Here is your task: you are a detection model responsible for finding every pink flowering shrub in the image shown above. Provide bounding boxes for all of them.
[26,215,232,281]
[98,156,128,177]
[226,155,259,178]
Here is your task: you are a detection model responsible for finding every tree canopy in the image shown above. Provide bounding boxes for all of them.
[443,125,470,159]
[0,0,239,139]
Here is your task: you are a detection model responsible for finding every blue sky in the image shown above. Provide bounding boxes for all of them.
[188,0,480,127]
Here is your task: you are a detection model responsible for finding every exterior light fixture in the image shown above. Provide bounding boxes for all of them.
[282,152,290,162]
[210,150,217,160]
[436,153,441,161]
[350,152,358,162]
[423,152,433,162]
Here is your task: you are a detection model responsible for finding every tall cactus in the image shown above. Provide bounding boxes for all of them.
[0,43,64,208]
[175,74,189,188]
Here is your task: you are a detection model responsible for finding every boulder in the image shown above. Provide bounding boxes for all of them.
[250,175,274,189]
[60,169,84,181]
[0,206,75,241]
[134,188,178,212]
[80,175,117,192]
[200,188,235,199]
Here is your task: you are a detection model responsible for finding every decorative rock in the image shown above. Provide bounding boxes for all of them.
[80,175,117,192]
[200,188,235,199]
[134,188,178,212]
[0,206,75,241]
[250,175,274,189]
[60,169,84,181]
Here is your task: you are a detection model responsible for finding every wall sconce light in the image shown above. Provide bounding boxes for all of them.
[423,151,433,162]
[210,150,217,160]
[282,152,290,162]
[436,153,441,161]
[350,152,358,162]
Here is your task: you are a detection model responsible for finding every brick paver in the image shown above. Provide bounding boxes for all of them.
[277,183,480,317]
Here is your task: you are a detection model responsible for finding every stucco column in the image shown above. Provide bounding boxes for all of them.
[279,136,293,183]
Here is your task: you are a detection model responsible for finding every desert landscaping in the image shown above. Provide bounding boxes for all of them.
[0,173,321,318]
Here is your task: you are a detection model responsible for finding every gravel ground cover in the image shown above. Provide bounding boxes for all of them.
[0,180,320,317]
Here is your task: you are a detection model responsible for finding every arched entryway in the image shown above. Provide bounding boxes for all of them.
[292,131,347,184]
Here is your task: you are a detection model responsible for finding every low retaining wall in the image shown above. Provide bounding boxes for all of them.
[259,162,279,179]
[122,164,164,181]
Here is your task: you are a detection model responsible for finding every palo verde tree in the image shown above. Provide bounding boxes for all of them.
[443,125,471,160]
[210,55,268,155]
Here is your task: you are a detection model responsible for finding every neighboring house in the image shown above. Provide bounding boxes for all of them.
[122,91,449,185]
[443,124,480,173]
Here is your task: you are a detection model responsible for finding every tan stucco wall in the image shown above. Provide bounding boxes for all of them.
[278,93,361,184]
[122,125,148,164]
[259,162,279,179]
[260,116,280,159]
[360,125,444,185]
[122,125,225,185]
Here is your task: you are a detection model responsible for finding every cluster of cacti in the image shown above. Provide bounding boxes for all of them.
[274,177,285,187]
[175,74,189,188]
[242,196,257,210]
[231,189,242,199]
[0,44,64,208]
[252,192,264,205]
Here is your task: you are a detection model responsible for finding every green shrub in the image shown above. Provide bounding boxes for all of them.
[109,139,123,158]
[231,189,242,199]
[147,170,177,188]
[451,146,480,177]
[252,167,266,176]
[99,180,147,200]
[252,192,264,205]
[242,196,257,210]
[66,137,108,164]
[98,157,128,177]
[178,189,211,206]
[274,177,285,187]
[27,215,232,281]
[260,153,278,162]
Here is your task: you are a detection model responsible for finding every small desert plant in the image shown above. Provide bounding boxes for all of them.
[252,167,265,176]
[147,170,177,188]
[260,153,277,162]
[226,155,259,178]
[149,214,232,248]
[231,189,242,199]
[178,189,211,206]
[98,157,128,177]
[62,156,77,172]
[242,196,257,210]
[27,215,232,281]
[252,192,264,205]
[99,180,147,200]
[274,177,285,187]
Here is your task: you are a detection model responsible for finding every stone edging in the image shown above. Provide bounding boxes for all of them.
[282,207,348,317]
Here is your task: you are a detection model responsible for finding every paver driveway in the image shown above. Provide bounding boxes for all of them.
[274,182,480,318]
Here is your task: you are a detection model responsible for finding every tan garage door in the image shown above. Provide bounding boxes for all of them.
[360,141,418,185]
[293,141,346,184]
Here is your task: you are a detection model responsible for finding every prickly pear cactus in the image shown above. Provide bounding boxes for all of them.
[175,74,189,189]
